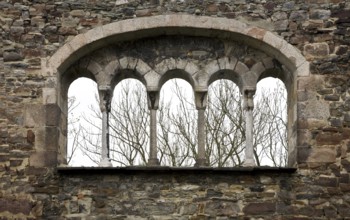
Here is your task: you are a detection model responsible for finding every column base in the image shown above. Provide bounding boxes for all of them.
[195,158,208,167]
[99,158,113,167]
[147,158,160,166]
[243,158,255,167]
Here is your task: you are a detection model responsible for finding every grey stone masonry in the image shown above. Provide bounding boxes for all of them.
[0,0,350,219]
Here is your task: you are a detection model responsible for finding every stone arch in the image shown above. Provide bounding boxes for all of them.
[60,58,101,116]
[62,58,102,93]
[46,14,308,167]
[110,59,148,89]
[206,58,247,91]
[158,69,196,91]
[47,15,308,78]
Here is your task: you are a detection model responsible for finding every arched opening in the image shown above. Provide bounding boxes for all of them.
[158,78,197,166]
[49,15,307,168]
[206,79,244,167]
[67,77,101,166]
[109,78,149,166]
[254,77,288,167]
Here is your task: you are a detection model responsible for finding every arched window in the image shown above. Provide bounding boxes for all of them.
[109,79,149,166]
[254,77,288,167]
[158,79,197,166]
[67,77,100,166]
[206,79,244,167]
[50,15,306,168]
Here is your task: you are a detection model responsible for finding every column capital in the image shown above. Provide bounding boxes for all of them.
[147,91,160,110]
[243,88,256,111]
[98,85,112,112]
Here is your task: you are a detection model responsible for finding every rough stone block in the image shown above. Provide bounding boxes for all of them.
[29,150,57,167]
[175,58,188,70]
[104,60,119,77]
[135,59,152,75]
[301,147,336,163]
[42,88,57,104]
[84,26,104,44]
[27,129,35,144]
[24,104,44,128]
[341,159,350,172]
[185,62,200,76]
[315,132,342,145]
[205,60,220,75]
[323,206,337,218]
[274,20,289,31]
[45,104,61,126]
[144,70,161,90]
[300,98,330,120]
[263,31,284,51]
[302,19,324,30]
[290,10,308,21]
[234,61,249,75]
[3,51,23,62]
[340,183,350,192]
[280,41,305,68]
[251,62,265,76]
[0,198,32,215]
[296,62,310,77]
[337,204,350,217]
[247,27,266,40]
[218,57,237,71]
[243,202,276,215]
[48,41,75,71]
[304,43,329,59]
[205,201,239,216]
[335,45,348,55]
[297,130,311,146]
[316,176,338,187]
[45,127,59,150]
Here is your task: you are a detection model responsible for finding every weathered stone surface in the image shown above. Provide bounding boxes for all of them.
[299,146,336,163]
[243,202,276,215]
[3,52,23,62]
[0,198,32,215]
[315,132,342,145]
[304,43,329,59]
[1,0,350,219]
[309,9,331,20]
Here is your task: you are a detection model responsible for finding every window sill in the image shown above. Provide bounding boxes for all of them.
[57,166,296,175]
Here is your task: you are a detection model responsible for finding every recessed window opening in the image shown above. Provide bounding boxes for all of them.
[254,77,287,167]
[109,79,149,166]
[206,79,244,167]
[158,79,197,166]
[67,77,101,167]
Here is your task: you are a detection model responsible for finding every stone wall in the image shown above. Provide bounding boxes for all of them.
[1,0,350,219]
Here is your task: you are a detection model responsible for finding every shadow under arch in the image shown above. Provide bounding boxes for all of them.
[208,69,243,92]
[158,69,196,91]
[61,64,99,114]
[111,68,147,91]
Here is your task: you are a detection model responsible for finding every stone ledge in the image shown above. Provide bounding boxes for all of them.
[57,166,296,175]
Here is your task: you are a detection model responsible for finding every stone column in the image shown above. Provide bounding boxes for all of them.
[99,86,113,167]
[147,91,160,166]
[243,89,255,167]
[195,91,208,167]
